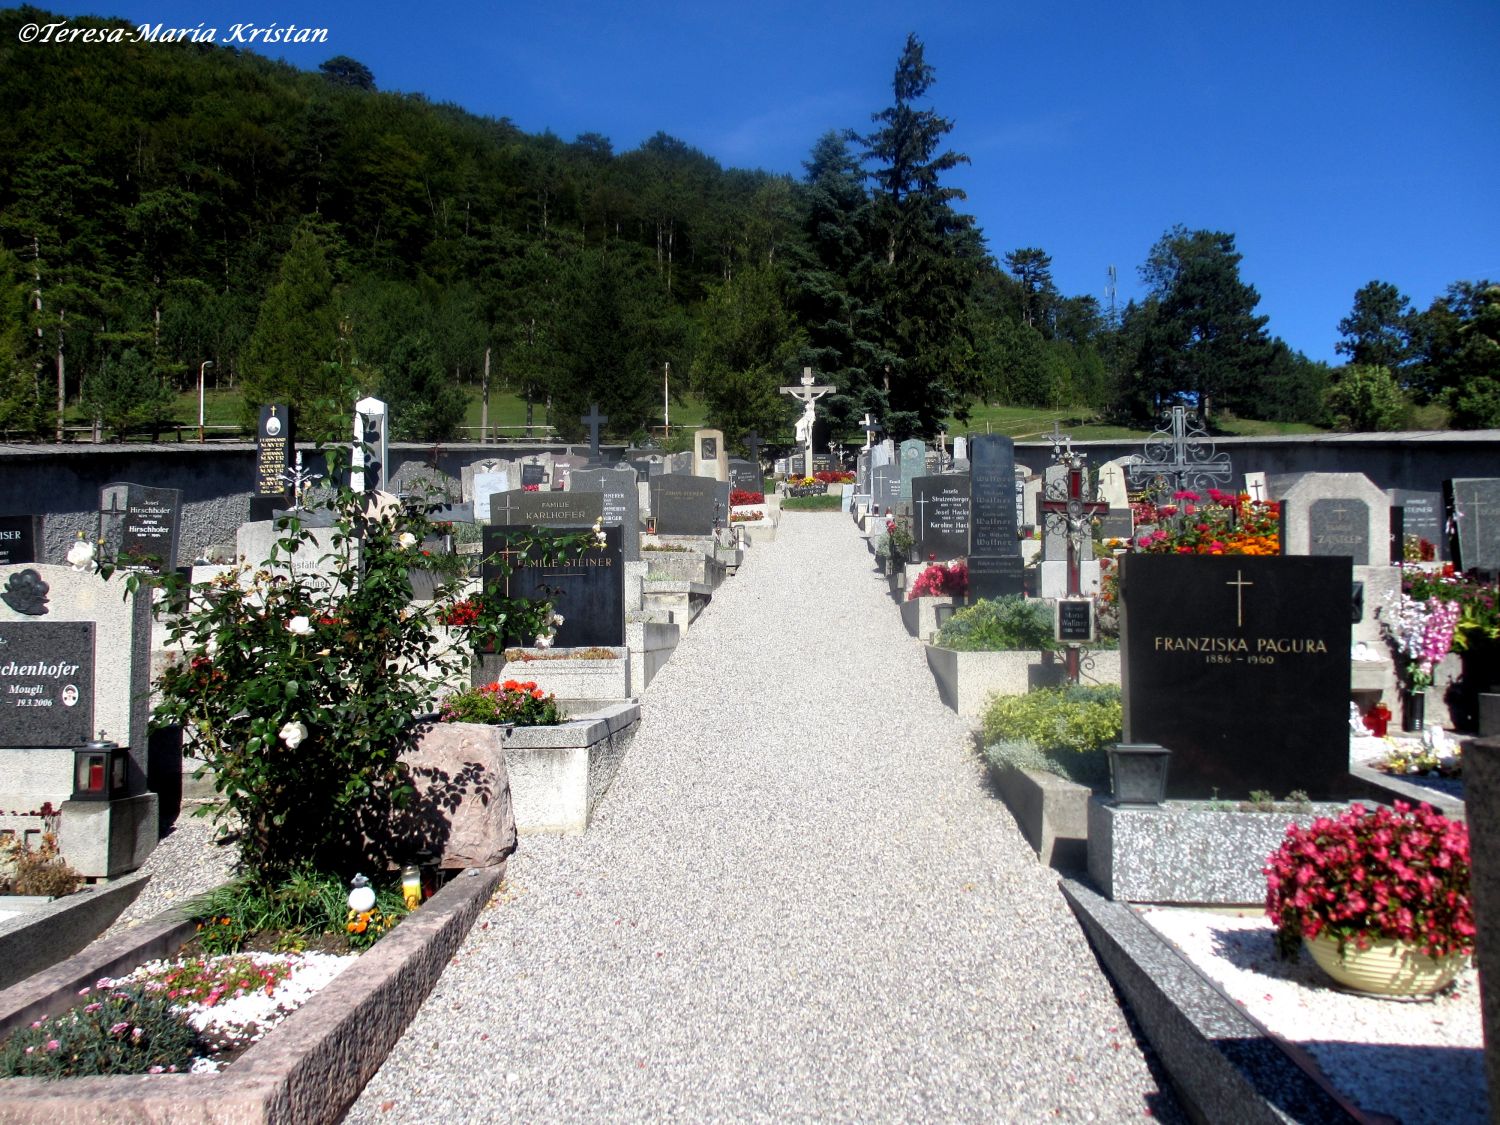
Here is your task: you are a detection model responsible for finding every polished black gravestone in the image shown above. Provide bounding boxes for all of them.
[255,403,294,499]
[649,476,718,535]
[100,483,182,571]
[967,435,1023,598]
[728,459,760,495]
[1120,554,1352,799]
[0,516,42,565]
[1447,478,1500,574]
[520,463,546,487]
[911,475,970,560]
[0,620,94,748]
[1392,488,1445,559]
[481,525,623,648]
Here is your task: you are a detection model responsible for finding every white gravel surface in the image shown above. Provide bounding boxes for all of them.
[1143,907,1486,1124]
[342,513,1181,1123]
[102,811,237,938]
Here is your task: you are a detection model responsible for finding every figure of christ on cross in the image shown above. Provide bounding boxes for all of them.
[780,367,835,479]
[1039,456,1110,682]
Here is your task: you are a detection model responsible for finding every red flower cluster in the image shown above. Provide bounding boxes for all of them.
[907,561,968,599]
[813,470,855,484]
[437,599,481,627]
[1264,801,1474,959]
[729,489,765,506]
[493,679,547,700]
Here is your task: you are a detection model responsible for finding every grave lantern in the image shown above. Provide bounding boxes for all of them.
[72,734,128,801]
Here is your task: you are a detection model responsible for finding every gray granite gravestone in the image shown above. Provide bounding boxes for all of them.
[650,476,718,535]
[967,435,1023,598]
[728,459,761,495]
[481,525,624,648]
[1391,488,1446,559]
[1448,478,1500,573]
[570,466,641,562]
[0,516,42,565]
[898,440,925,504]
[871,465,896,515]
[487,490,603,528]
[912,475,971,561]
[1276,473,1388,567]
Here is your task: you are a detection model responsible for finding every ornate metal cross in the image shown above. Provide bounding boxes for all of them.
[1125,405,1233,495]
[1039,455,1109,683]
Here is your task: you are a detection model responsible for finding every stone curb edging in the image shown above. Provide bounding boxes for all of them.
[0,863,506,1124]
[1059,878,1365,1125]
[0,873,152,993]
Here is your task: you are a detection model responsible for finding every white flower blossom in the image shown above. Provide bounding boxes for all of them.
[278,721,308,749]
[534,633,554,649]
[398,532,417,550]
[551,612,565,626]
[287,615,313,636]
[66,536,95,570]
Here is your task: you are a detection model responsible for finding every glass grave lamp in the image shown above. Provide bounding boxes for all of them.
[72,732,128,801]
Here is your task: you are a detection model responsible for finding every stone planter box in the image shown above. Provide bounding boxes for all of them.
[502,702,640,834]
[734,517,777,545]
[0,864,504,1123]
[1087,797,1350,904]
[923,646,1067,718]
[474,646,631,705]
[641,579,712,626]
[626,619,679,695]
[0,873,151,991]
[640,549,728,589]
[900,595,961,643]
[989,763,1092,869]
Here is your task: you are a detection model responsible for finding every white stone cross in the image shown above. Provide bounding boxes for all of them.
[780,367,835,478]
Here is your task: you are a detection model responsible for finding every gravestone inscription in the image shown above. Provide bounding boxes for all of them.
[570,466,641,562]
[101,483,182,571]
[0,516,42,566]
[1120,553,1351,799]
[911,475,971,560]
[481,525,623,648]
[488,490,603,528]
[1307,499,1371,564]
[0,620,94,748]
[1391,489,1445,559]
[254,404,293,514]
[967,435,1023,598]
[649,476,718,535]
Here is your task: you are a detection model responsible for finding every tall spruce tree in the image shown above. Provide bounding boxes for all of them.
[859,34,980,439]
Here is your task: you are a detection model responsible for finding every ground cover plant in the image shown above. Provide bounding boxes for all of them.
[438,680,561,726]
[782,494,841,511]
[981,686,1122,789]
[937,595,1057,651]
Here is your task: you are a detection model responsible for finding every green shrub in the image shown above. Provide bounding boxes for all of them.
[937,596,1057,651]
[981,684,1122,753]
[984,738,1110,789]
[0,983,200,1079]
[782,495,841,511]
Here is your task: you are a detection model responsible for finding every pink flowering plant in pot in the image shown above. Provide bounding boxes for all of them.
[1380,590,1462,690]
[907,561,968,600]
[1264,801,1475,962]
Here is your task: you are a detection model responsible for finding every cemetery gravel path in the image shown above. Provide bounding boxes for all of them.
[346,514,1182,1124]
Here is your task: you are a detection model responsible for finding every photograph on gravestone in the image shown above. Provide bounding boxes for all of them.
[912,476,971,560]
[649,476,718,536]
[255,404,293,498]
[0,516,42,566]
[101,483,182,572]
[0,621,95,748]
[1307,498,1371,565]
[1119,554,1352,799]
[1391,488,1446,560]
[481,525,623,648]
[1447,478,1500,574]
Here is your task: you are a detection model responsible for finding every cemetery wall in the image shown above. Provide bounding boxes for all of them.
[0,441,623,562]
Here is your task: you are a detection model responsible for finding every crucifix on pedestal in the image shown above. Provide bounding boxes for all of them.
[780,367,835,477]
[860,413,881,451]
[1039,452,1109,683]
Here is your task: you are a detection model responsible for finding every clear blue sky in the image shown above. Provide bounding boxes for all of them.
[45,0,1500,364]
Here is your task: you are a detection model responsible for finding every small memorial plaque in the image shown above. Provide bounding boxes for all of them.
[1055,598,1095,644]
[0,516,42,566]
[0,621,94,748]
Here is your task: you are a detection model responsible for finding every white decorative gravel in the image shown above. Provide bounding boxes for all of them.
[1142,907,1486,1124]
[341,514,1182,1123]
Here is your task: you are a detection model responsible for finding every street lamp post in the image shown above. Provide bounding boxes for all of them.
[197,360,213,443]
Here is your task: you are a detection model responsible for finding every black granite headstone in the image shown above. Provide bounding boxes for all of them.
[912,475,970,560]
[255,403,293,498]
[1307,498,1370,564]
[967,435,1022,598]
[649,476,718,535]
[1392,489,1445,559]
[728,460,761,495]
[0,620,94,748]
[101,483,182,571]
[520,464,546,487]
[0,516,42,565]
[1120,554,1352,799]
[481,525,623,648]
[1447,478,1500,573]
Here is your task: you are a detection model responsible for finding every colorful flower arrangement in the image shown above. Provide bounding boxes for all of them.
[1381,590,1461,689]
[729,489,765,506]
[813,470,855,484]
[1264,801,1474,960]
[1132,489,1279,555]
[437,679,561,727]
[1401,564,1500,654]
[729,511,761,523]
[908,561,968,599]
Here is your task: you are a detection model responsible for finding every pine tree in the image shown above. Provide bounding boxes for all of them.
[694,263,805,443]
[859,35,980,439]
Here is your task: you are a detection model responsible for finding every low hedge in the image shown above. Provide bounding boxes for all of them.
[981,683,1122,754]
[936,595,1056,651]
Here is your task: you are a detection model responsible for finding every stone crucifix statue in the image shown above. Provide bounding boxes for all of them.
[780,367,835,477]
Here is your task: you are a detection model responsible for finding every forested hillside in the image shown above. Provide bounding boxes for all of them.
[0,8,1493,446]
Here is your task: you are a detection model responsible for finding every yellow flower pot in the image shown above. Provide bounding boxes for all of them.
[1304,932,1467,997]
